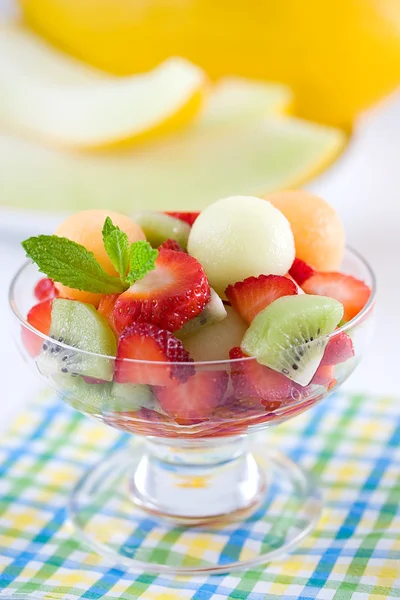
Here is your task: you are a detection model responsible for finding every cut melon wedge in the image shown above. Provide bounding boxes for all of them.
[0,24,206,149]
[0,116,345,212]
[202,77,293,126]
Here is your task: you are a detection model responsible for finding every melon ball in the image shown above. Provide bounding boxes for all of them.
[54,209,145,306]
[183,306,247,362]
[187,196,295,297]
[267,190,345,271]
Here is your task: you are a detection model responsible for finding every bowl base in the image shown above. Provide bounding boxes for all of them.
[68,438,322,574]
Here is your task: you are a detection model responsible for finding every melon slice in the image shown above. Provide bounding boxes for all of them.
[202,77,293,126]
[0,116,345,212]
[0,23,206,149]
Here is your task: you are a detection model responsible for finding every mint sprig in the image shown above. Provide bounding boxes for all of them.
[22,217,159,295]
[126,241,158,285]
[22,235,126,294]
[102,217,130,283]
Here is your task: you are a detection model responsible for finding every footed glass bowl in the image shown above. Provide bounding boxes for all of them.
[9,247,375,574]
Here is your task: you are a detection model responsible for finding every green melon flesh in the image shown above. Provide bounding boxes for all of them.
[0,24,205,148]
[37,299,117,381]
[201,77,292,127]
[110,383,166,414]
[241,295,344,386]
[176,288,227,339]
[52,374,113,415]
[0,26,343,212]
[132,211,190,249]
[52,377,163,416]
[0,116,344,212]
[183,305,247,362]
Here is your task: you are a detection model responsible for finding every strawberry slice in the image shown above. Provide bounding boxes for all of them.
[321,331,354,366]
[97,294,119,337]
[302,272,371,322]
[23,299,53,357]
[113,249,210,333]
[229,347,293,406]
[34,278,59,302]
[289,258,315,285]
[154,369,228,421]
[225,274,297,324]
[158,238,184,252]
[115,322,194,387]
[165,211,200,227]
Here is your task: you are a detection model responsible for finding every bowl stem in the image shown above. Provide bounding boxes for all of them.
[129,435,267,524]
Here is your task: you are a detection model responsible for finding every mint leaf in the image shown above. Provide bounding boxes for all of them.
[102,217,130,281]
[104,230,130,280]
[22,235,126,294]
[126,241,158,285]
[102,216,115,239]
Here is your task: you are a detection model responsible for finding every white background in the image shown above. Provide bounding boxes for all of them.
[0,1,399,432]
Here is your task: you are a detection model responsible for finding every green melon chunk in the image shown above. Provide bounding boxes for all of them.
[176,288,227,339]
[132,211,190,249]
[52,374,113,416]
[110,383,166,414]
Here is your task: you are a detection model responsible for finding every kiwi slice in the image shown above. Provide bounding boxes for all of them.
[37,299,117,382]
[241,294,344,386]
[132,211,190,249]
[175,288,227,339]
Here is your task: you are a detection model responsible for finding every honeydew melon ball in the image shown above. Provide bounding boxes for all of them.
[187,196,295,297]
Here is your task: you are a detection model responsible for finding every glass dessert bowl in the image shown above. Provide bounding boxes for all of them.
[9,246,375,574]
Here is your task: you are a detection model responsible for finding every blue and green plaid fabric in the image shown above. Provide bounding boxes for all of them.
[0,389,400,599]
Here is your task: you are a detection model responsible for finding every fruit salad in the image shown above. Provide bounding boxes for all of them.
[20,193,373,438]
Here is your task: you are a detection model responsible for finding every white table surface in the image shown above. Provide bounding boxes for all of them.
[1,91,400,435]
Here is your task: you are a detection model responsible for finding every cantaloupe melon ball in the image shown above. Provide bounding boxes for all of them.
[267,190,345,271]
[54,209,145,306]
[187,196,295,297]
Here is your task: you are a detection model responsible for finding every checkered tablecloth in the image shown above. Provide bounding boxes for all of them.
[0,389,399,599]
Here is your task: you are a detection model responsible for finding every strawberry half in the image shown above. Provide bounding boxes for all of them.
[34,278,59,302]
[113,250,210,333]
[289,258,315,285]
[115,322,194,387]
[23,299,53,357]
[229,347,293,407]
[321,331,354,366]
[154,369,228,422]
[165,211,200,227]
[158,238,184,253]
[225,274,297,324]
[302,272,371,322]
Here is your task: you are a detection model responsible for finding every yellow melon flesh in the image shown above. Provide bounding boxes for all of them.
[54,210,145,306]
